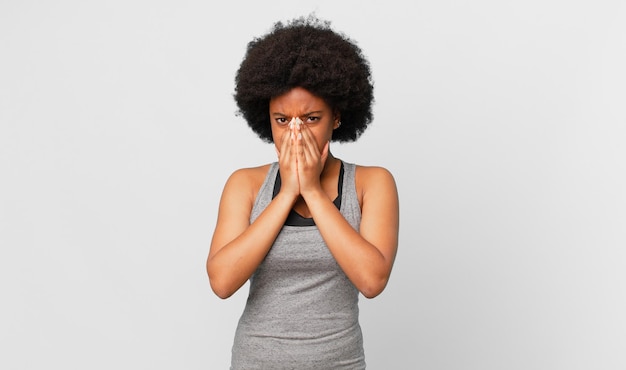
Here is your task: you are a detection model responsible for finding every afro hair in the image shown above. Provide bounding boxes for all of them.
[234,15,374,143]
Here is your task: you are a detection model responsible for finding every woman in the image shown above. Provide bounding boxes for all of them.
[207,15,399,369]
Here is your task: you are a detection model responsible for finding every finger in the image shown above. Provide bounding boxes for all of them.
[279,128,295,166]
[278,129,290,157]
[299,124,320,161]
[295,126,305,163]
[291,125,300,162]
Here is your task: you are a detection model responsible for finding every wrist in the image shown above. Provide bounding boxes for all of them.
[275,189,299,206]
[300,185,326,202]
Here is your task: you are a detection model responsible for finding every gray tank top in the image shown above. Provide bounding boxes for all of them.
[230,161,366,369]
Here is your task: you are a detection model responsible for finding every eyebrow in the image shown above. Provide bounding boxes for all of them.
[271,111,324,117]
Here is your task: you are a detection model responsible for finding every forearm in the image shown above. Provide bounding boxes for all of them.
[303,189,391,298]
[208,192,296,298]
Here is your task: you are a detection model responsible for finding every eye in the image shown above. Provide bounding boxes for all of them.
[275,117,289,126]
[305,116,320,123]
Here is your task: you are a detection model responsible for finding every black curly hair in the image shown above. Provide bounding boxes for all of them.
[234,15,374,143]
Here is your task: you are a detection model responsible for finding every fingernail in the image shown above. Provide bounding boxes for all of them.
[297,133,302,140]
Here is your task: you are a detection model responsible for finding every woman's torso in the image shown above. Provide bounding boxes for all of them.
[230,161,366,370]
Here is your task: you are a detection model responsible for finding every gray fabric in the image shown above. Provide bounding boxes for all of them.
[231,161,366,369]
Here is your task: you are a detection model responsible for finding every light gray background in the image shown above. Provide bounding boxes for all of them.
[1,1,625,369]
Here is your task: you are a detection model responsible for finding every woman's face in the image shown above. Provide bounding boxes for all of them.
[269,87,339,152]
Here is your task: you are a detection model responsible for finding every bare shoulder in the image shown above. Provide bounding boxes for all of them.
[354,164,399,249]
[221,163,273,203]
[353,164,398,205]
[354,164,397,190]
[226,163,272,186]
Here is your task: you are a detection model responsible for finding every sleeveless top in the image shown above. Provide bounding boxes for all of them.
[230,161,366,370]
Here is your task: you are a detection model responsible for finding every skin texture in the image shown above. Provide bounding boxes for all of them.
[207,87,399,299]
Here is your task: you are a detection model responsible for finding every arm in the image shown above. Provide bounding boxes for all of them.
[296,124,399,298]
[206,169,295,299]
[207,131,300,299]
[302,167,399,298]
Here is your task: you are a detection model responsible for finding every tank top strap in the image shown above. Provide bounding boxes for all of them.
[250,161,361,229]
[339,161,362,230]
[250,163,279,224]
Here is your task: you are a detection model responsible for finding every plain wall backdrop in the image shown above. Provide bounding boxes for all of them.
[1,0,625,369]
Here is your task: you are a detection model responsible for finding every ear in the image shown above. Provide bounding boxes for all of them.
[333,111,341,129]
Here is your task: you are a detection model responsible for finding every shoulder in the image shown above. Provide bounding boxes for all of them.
[226,163,273,186]
[352,164,398,203]
[221,163,274,203]
[354,164,397,188]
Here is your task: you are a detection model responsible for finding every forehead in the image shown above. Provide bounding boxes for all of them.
[269,87,330,114]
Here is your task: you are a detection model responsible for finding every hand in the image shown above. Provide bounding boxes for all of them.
[294,121,329,194]
[275,118,300,198]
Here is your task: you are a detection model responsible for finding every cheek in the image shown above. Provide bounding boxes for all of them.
[270,126,281,142]
[272,126,288,146]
